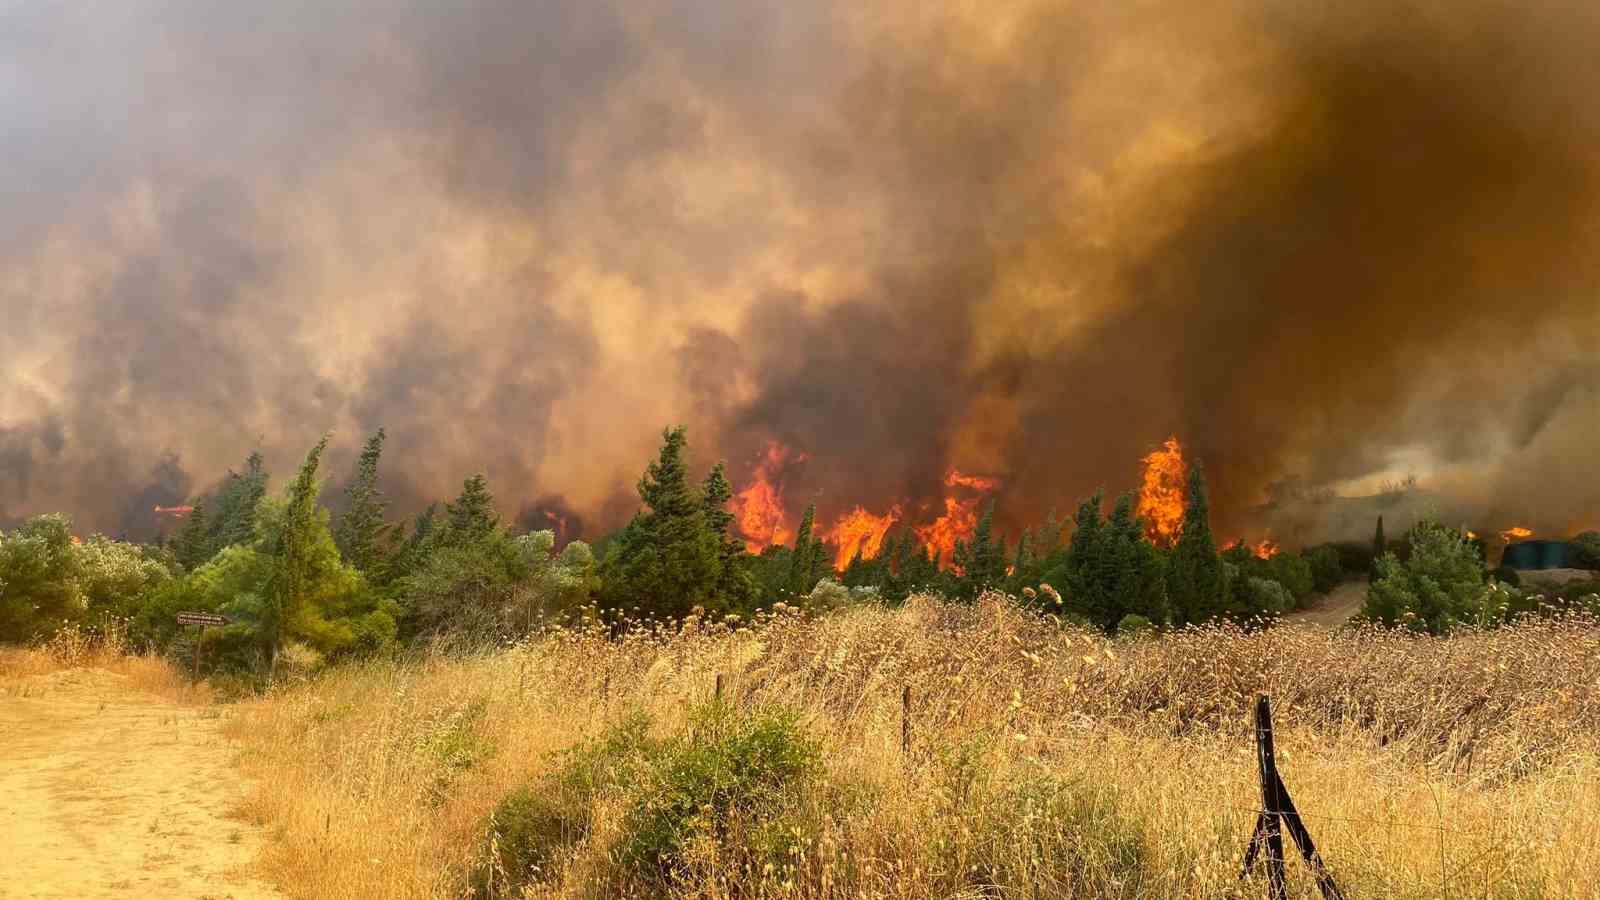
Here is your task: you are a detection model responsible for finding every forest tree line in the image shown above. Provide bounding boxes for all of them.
[4,426,1595,680]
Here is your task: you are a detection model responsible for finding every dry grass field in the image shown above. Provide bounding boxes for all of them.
[226,596,1600,899]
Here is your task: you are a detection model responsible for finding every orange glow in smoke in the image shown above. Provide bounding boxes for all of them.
[1253,538,1280,560]
[1499,525,1534,543]
[1137,437,1186,548]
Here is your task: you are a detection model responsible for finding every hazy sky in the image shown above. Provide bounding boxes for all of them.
[2,0,1597,541]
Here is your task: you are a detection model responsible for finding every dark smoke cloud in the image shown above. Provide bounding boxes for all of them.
[2,0,1597,545]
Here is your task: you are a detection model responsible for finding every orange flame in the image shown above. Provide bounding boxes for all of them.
[1499,526,1534,543]
[915,496,981,568]
[1137,437,1186,548]
[910,468,999,568]
[153,505,195,517]
[731,441,798,552]
[823,505,901,568]
[944,469,1000,491]
[1253,538,1280,560]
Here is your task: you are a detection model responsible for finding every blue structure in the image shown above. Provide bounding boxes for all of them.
[1501,540,1571,570]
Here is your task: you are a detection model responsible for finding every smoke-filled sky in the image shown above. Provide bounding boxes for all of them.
[2,0,1597,543]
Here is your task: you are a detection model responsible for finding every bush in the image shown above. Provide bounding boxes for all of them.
[476,703,820,894]
[1491,565,1521,587]
[1571,531,1600,570]
[1116,614,1156,637]
[618,702,821,881]
[475,713,655,896]
[798,577,851,613]
[1242,577,1294,617]
[1361,520,1486,633]
[1305,545,1344,594]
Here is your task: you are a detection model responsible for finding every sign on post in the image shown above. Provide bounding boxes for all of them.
[176,612,229,679]
[176,612,229,627]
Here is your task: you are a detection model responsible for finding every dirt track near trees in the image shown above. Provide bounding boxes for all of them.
[0,670,280,899]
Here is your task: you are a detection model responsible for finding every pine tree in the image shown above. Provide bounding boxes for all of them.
[597,427,723,619]
[1063,492,1105,621]
[702,462,757,611]
[1169,464,1223,624]
[446,474,499,545]
[212,451,268,549]
[335,428,391,577]
[789,504,818,595]
[971,500,1008,590]
[1011,525,1036,589]
[175,499,212,570]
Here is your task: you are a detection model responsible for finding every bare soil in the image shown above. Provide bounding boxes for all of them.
[1284,580,1365,628]
[0,669,281,899]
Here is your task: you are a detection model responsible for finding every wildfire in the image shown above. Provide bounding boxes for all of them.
[911,468,1000,568]
[1137,437,1186,547]
[915,496,981,568]
[1253,538,1280,560]
[944,469,1000,491]
[823,505,901,568]
[730,441,799,552]
[153,505,195,517]
[1500,526,1534,543]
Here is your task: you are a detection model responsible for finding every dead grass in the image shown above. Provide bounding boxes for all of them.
[0,623,206,703]
[229,595,1600,898]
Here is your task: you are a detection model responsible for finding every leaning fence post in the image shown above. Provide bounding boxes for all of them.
[714,672,723,702]
[1240,694,1345,900]
[901,684,911,755]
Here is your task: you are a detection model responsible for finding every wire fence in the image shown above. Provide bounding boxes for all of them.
[695,671,1582,898]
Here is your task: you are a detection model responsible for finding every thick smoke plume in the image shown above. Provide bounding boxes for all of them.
[2,0,1597,543]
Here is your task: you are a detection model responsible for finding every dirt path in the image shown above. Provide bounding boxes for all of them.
[0,669,281,900]
[1284,581,1366,628]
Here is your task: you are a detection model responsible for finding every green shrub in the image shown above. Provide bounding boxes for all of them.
[1305,545,1344,594]
[1242,577,1293,617]
[476,704,819,894]
[1115,614,1156,638]
[475,713,656,896]
[1491,565,1521,587]
[617,702,821,881]
[1361,521,1486,633]
[1571,532,1600,570]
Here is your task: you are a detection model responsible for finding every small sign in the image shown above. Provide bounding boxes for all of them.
[176,612,229,627]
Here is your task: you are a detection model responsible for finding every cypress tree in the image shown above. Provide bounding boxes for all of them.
[263,435,330,675]
[335,428,391,576]
[702,462,756,610]
[1064,492,1105,621]
[789,503,818,594]
[175,499,212,571]
[1170,464,1223,624]
[1371,515,1386,582]
[968,500,1008,591]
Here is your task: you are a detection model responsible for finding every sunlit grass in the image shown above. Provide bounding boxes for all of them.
[228,594,1600,898]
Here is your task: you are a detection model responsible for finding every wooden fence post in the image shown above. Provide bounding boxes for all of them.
[1240,694,1345,900]
[901,684,911,755]
[714,672,723,702]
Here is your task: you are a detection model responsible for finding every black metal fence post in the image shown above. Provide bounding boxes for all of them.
[1240,694,1345,900]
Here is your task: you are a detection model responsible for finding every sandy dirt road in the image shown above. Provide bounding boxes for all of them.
[0,669,281,900]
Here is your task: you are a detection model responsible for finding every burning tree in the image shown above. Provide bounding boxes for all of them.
[1137,437,1186,548]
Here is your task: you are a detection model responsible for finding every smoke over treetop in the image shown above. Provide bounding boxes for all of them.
[1,0,1596,541]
